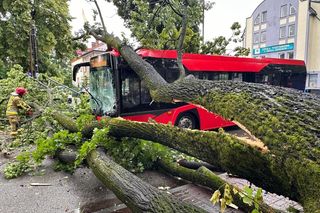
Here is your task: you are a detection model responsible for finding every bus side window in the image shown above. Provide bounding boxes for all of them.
[263,75,269,83]
[202,73,209,80]
[219,73,229,80]
[255,74,269,84]
[232,73,243,81]
[213,73,219,80]
[141,80,152,104]
[166,69,179,83]
[193,73,200,79]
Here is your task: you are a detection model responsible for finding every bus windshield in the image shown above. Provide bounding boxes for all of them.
[89,67,116,115]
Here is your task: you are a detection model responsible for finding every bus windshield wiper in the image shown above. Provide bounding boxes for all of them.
[83,87,103,116]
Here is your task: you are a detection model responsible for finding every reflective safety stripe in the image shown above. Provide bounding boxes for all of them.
[6,95,31,115]
[6,111,18,116]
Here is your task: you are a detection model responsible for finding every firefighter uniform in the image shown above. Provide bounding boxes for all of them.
[6,93,31,136]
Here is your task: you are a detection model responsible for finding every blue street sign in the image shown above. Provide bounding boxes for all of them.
[253,43,294,55]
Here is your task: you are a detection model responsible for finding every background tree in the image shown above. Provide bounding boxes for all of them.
[108,0,213,52]
[0,0,77,76]
[201,22,250,56]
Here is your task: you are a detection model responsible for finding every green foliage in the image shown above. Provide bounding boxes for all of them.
[32,130,82,164]
[201,22,249,56]
[238,186,263,212]
[1,73,87,179]
[0,59,6,79]
[0,64,83,147]
[210,184,263,213]
[0,0,77,73]
[233,46,250,57]
[76,114,94,130]
[4,152,32,179]
[3,130,82,179]
[110,0,209,52]
[201,36,229,55]
[53,161,76,173]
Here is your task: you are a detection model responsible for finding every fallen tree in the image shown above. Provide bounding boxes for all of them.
[81,24,320,211]
[54,113,278,212]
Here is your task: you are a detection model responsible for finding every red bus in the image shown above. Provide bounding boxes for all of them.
[73,49,306,130]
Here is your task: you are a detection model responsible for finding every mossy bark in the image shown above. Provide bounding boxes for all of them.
[87,149,206,213]
[108,118,320,212]
[51,111,79,133]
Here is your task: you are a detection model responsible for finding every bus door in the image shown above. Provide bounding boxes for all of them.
[119,67,153,114]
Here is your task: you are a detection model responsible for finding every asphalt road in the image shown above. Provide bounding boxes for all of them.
[0,158,112,213]
[0,130,303,213]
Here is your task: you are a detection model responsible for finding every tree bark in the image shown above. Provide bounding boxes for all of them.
[107,118,320,212]
[87,148,206,213]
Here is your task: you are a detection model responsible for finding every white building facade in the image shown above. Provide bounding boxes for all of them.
[244,0,320,94]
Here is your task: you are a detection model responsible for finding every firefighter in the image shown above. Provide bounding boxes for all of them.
[6,87,32,136]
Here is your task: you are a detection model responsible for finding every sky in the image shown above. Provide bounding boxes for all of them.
[69,0,263,48]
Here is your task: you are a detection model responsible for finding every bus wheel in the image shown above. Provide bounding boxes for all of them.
[175,113,197,129]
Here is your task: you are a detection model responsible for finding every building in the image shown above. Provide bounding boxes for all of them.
[71,40,107,88]
[243,0,320,94]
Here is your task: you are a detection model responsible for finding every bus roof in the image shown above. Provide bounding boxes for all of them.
[135,49,306,73]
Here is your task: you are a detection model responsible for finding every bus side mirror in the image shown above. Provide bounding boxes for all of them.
[73,62,90,81]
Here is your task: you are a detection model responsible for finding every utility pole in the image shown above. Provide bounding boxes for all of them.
[29,0,39,78]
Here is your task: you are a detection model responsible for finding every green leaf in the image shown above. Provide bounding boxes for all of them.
[242,186,254,206]
[223,184,233,205]
[243,186,253,197]
[255,188,263,203]
[251,209,260,213]
[210,190,221,205]
[220,198,226,213]
[232,187,239,195]
[243,196,253,206]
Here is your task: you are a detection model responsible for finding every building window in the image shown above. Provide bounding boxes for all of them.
[254,33,260,44]
[287,52,294,59]
[279,53,285,59]
[280,5,288,18]
[261,11,267,23]
[288,24,295,37]
[289,5,296,15]
[254,14,260,25]
[280,26,286,38]
[260,31,266,42]
[308,74,318,87]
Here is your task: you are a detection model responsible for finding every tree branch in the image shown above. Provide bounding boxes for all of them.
[93,0,107,37]
[177,0,188,80]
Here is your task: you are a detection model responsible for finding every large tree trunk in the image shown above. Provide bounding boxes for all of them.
[107,118,320,212]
